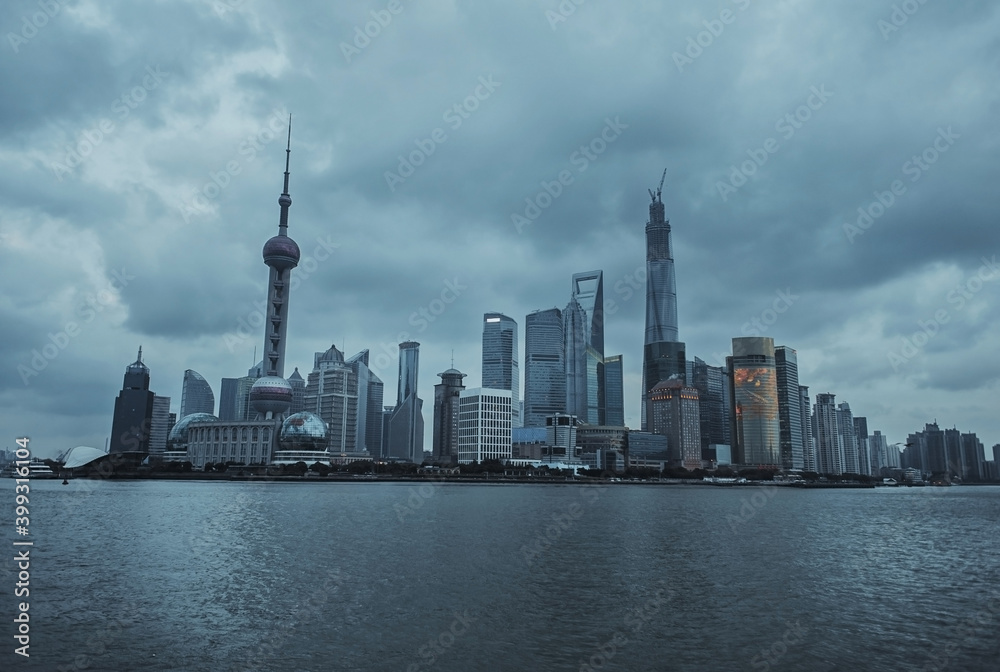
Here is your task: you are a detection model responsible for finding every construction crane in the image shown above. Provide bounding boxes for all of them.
[648,168,667,203]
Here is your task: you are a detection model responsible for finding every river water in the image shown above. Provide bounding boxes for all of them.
[3,479,999,671]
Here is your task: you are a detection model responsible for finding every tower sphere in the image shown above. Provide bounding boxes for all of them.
[250,376,293,415]
[262,235,300,270]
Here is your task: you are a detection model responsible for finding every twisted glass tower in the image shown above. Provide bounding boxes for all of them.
[641,172,685,430]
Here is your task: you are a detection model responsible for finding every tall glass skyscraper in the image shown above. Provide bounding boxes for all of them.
[837,402,860,474]
[641,175,685,429]
[387,341,424,462]
[571,271,605,355]
[564,273,607,425]
[814,393,842,475]
[523,308,565,428]
[482,313,520,426]
[727,337,780,467]
[799,385,815,471]
[180,369,215,417]
[775,346,804,471]
[692,357,730,451]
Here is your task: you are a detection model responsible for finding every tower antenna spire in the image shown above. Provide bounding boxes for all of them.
[648,168,667,203]
[277,114,293,234]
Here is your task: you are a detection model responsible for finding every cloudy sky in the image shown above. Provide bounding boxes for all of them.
[2,0,999,458]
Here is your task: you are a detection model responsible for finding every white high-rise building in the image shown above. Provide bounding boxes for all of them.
[457,388,512,464]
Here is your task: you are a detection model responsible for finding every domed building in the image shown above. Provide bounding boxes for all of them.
[168,412,220,450]
[270,412,335,466]
[279,412,329,451]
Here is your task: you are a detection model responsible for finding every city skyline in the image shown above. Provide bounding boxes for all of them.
[3,2,1000,456]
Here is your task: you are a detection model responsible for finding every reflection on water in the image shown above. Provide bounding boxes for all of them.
[5,480,999,671]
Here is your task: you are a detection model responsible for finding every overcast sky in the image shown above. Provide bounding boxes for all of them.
[2,0,999,458]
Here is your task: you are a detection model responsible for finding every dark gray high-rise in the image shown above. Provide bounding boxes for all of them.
[523,308,565,428]
[642,172,685,429]
[433,367,466,464]
[775,346,804,471]
[109,347,155,456]
[482,313,519,426]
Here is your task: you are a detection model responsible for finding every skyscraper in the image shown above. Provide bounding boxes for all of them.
[603,354,624,427]
[482,313,520,426]
[386,341,424,462]
[457,388,512,464]
[692,357,730,451]
[287,368,306,415]
[304,345,359,453]
[564,297,590,422]
[180,369,215,417]
[346,350,383,456]
[813,393,842,475]
[727,337,780,467]
[775,346,804,471]
[565,273,607,425]
[853,416,870,476]
[571,271,605,355]
[523,308,565,428]
[642,172,686,430]
[799,385,815,472]
[433,367,467,464]
[648,379,702,470]
[149,394,171,456]
[837,402,859,474]
[218,378,238,421]
[869,430,888,474]
[109,346,155,457]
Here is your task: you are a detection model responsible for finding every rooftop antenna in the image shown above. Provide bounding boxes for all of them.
[252,346,257,369]
[648,168,667,203]
[451,349,454,368]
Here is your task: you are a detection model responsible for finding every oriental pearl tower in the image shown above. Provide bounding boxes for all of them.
[249,117,298,420]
